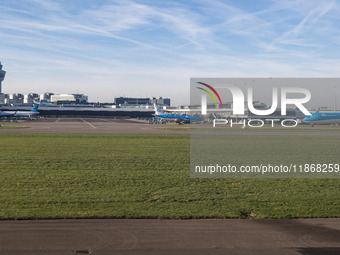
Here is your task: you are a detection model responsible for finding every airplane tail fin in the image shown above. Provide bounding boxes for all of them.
[154,103,164,115]
[31,104,39,112]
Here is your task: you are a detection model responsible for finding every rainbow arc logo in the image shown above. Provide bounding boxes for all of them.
[196,82,223,107]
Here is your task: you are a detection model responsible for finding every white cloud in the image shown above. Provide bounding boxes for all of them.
[1,0,340,105]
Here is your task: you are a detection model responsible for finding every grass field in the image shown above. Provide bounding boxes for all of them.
[0,126,26,129]
[0,133,339,219]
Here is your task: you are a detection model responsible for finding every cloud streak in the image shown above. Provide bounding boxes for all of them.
[1,0,340,104]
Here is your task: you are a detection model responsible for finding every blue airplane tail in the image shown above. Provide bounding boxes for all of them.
[31,104,39,112]
[154,103,164,115]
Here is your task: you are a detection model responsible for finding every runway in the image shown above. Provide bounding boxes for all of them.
[0,118,187,134]
[1,118,340,135]
[1,219,340,255]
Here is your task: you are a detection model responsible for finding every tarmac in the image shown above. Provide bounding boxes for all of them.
[0,118,178,134]
[1,117,340,135]
[1,219,340,255]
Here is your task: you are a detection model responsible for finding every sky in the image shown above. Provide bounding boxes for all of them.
[1,0,340,105]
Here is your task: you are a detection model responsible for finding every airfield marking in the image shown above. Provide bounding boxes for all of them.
[81,118,96,129]
[1,219,340,254]
[2,118,340,135]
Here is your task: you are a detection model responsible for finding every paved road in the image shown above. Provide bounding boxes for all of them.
[0,118,184,134]
[1,118,340,135]
[1,219,340,255]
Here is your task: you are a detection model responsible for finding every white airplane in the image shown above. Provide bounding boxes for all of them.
[0,105,39,118]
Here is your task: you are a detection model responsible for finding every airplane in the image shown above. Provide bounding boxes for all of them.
[34,100,54,105]
[302,109,340,125]
[0,104,40,119]
[0,110,12,118]
[153,104,203,124]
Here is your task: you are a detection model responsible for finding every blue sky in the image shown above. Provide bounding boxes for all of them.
[1,0,340,104]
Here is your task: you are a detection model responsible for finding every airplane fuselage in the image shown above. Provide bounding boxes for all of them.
[302,112,340,125]
[155,113,203,123]
[153,103,203,124]
[3,111,39,117]
[0,105,39,118]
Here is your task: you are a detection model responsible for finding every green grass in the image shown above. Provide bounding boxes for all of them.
[0,126,27,129]
[0,133,339,219]
[196,124,340,132]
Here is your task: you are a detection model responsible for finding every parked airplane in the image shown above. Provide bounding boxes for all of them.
[0,110,12,118]
[302,109,340,125]
[0,104,39,119]
[153,104,203,124]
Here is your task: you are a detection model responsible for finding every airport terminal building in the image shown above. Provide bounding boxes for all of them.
[114,97,170,106]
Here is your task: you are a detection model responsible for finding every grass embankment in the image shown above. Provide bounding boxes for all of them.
[0,126,26,129]
[0,133,339,219]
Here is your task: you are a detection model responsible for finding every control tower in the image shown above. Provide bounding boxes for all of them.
[0,61,6,94]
